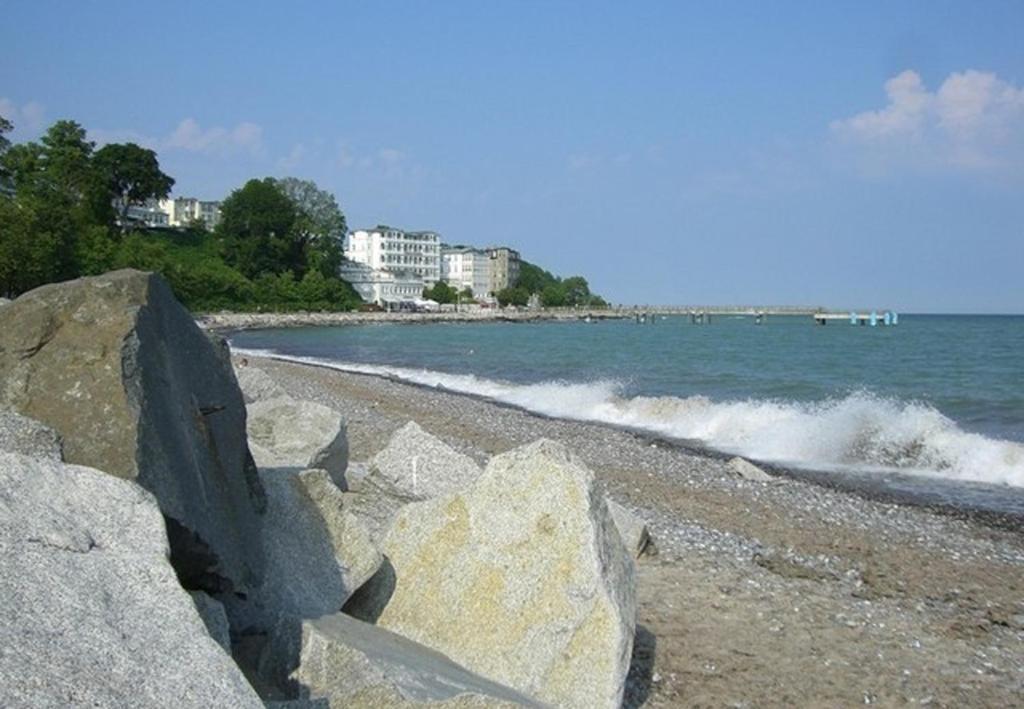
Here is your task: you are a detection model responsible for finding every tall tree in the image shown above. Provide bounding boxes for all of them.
[217,178,297,279]
[93,142,174,231]
[273,177,346,278]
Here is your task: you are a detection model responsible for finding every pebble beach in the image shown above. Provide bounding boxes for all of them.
[247,353,1024,707]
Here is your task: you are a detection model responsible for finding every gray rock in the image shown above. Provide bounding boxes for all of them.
[265,612,543,708]
[247,397,348,489]
[376,439,636,709]
[229,469,381,633]
[0,410,63,460]
[608,499,653,558]
[0,297,9,307]
[191,591,232,653]
[0,451,261,708]
[235,365,286,404]
[369,421,482,500]
[0,270,266,596]
[727,456,774,482]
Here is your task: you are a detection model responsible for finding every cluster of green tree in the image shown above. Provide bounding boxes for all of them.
[422,280,474,304]
[0,116,361,312]
[495,260,608,308]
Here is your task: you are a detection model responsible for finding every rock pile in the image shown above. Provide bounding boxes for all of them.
[0,270,645,708]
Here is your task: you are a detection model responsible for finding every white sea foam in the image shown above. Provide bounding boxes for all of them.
[235,348,1024,487]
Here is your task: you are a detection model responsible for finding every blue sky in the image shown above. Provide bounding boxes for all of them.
[3,1,1023,312]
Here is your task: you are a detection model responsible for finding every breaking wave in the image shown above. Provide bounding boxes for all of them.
[235,349,1024,487]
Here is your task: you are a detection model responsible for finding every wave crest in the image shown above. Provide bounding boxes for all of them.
[235,349,1024,487]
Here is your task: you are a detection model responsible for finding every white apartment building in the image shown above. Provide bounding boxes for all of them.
[344,226,441,286]
[125,202,170,227]
[441,246,491,297]
[157,197,222,229]
[338,260,425,306]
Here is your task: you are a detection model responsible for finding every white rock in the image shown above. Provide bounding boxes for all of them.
[247,397,348,488]
[235,365,286,404]
[376,439,636,709]
[369,421,482,500]
[0,451,261,708]
[0,410,63,460]
[727,456,774,482]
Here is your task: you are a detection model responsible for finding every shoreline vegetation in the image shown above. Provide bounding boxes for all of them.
[0,117,607,313]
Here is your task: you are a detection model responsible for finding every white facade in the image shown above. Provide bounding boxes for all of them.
[441,246,491,297]
[339,261,424,306]
[157,197,222,229]
[125,202,169,227]
[344,226,440,286]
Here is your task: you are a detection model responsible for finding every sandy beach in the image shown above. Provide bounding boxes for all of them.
[242,354,1024,707]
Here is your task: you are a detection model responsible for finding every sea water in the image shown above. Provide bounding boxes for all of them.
[231,314,1024,515]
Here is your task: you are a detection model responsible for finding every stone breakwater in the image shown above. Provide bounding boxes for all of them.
[0,270,641,708]
[197,308,627,332]
[3,271,1024,707]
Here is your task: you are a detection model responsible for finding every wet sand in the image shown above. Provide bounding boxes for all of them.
[247,355,1024,707]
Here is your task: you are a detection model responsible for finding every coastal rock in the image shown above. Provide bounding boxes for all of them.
[191,591,233,653]
[236,365,286,404]
[0,451,262,708]
[608,499,653,558]
[0,410,63,460]
[0,269,266,595]
[263,612,542,708]
[376,439,636,709]
[727,456,774,482]
[247,397,349,488]
[230,468,381,633]
[369,421,482,499]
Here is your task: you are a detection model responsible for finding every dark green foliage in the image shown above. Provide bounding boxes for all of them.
[496,286,530,307]
[218,178,298,279]
[93,142,174,231]
[516,260,560,295]
[0,118,362,311]
[514,260,606,308]
[423,280,458,304]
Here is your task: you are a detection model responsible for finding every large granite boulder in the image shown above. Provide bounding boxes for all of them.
[261,613,542,708]
[0,451,261,708]
[369,421,482,499]
[0,410,63,460]
[247,397,348,488]
[230,468,381,633]
[375,439,636,709]
[0,270,266,595]
[235,365,286,404]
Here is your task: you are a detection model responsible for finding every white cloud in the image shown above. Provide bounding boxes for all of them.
[831,69,1024,171]
[90,118,264,157]
[0,97,47,134]
[165,118,263,155]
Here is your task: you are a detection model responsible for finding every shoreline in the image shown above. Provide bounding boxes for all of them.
[243,352,1024,707]
[198,308,628,332]
[237,350,1024,532]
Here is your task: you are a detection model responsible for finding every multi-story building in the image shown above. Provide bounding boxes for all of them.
[487,246,521,294]
[157,197,222,230]
[338,260,425,307]
[344,226,441,287]
[441,246,491,297]
[125,202,170,227]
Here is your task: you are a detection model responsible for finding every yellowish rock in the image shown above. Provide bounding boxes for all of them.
[377,439,636,709]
